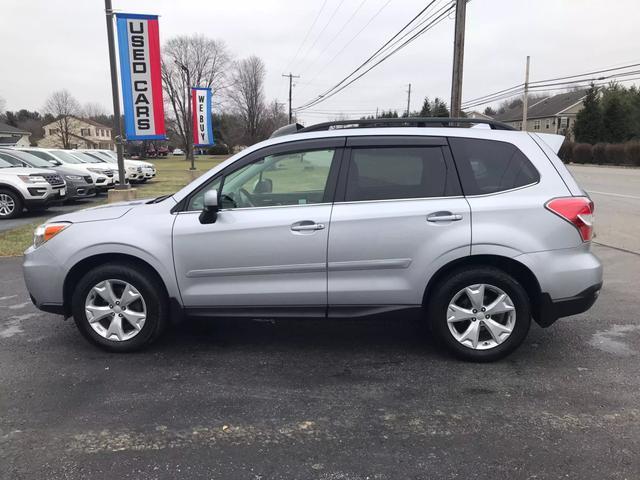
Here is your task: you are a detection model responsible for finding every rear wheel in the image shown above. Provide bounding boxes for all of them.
[0,189,23,219]
[71,263,168,352]
[428,267,531,362]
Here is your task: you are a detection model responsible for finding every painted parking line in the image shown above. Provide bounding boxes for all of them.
[588,190,640,200]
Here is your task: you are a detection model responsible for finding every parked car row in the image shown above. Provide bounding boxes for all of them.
[0,147,156,219]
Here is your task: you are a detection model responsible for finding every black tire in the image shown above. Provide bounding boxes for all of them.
[0,188,23,219]
[71,263,168,352]
[428,267,531,362]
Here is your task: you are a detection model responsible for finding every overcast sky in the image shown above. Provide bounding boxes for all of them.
[1,0,639,124]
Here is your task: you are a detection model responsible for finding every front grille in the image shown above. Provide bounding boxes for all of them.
[42,174,64,186]
[84,175,93,184]
[104,170,114,178]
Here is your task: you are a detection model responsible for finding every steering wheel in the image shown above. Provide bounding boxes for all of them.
[237,188,255,207]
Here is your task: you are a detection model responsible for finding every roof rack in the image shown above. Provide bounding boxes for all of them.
[270,117,515,138]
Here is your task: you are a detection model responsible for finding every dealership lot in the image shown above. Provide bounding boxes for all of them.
[0,164,639,478]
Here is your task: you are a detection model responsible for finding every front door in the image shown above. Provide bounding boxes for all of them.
[327,137,471,307]
[173,140,343,309]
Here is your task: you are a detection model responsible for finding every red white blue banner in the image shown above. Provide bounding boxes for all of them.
[192,87,214,146]
[116,13,166,140]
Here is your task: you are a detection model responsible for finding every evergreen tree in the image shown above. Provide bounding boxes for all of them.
[419,97,432,117]
[574,84,603,144]
[432,97,450,117]
[602,85,632,143]
[483,106,497,117]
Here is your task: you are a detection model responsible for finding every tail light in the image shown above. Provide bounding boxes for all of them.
[545,197,594,242]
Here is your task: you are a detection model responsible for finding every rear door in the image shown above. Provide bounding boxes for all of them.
[327,136,471,308]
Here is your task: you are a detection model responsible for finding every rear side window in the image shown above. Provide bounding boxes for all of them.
[345,147,451,201]
[449,138,539,195]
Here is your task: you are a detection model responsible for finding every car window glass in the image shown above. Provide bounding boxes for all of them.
[0,153,22,166]
[187,177,222,211]
[449,138,540,195]
[0,157,15,168]
[187,149,336,211]
[345,147,447,201]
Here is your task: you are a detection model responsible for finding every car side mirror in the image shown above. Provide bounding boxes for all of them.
[199,189,219,224]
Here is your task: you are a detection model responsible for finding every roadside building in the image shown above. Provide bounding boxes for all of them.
[0,122,31,147]
[465,111,494,121]
[38,116,114,149]
[492,89,586,139]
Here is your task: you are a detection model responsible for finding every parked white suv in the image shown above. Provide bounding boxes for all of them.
[23,119,602,361]
[0,157,66,219]
[77,150,148,183]
[18,148,114,192]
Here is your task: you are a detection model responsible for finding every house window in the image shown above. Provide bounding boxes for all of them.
[49,128,59,135]
[545,119,551,129]
[514,122,522,130]
[533,120,541,130]
[560,117,568,128]
[80,128,91,136]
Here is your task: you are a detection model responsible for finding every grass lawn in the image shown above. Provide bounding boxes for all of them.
[0,154,230,257]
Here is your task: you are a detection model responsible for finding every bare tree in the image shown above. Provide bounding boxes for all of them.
[43,90,80,149]
[82,102,107,119]
[228,56,266,145]
[259,100,288,138]
[161,35,231,161]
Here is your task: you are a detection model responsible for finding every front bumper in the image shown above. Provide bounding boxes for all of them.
[537,282,603,327]
[23,244,66,314]
[24,186,67,207]
[66,181,96,199]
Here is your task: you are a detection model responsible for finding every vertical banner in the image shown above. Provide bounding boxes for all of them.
[191,87,215,146]
[115,13,166,140]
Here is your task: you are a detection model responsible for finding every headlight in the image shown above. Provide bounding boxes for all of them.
[65,175,83,181]
[34,222,71,249]
[19,175,46,184]
[87,168,105,174]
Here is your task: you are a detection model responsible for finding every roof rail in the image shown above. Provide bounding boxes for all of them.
[297,117,516,133]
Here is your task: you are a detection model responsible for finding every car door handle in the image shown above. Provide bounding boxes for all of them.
[427,212,463,222]
[291,222,325,232]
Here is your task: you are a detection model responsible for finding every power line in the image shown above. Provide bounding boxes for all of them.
[282,0,329,75]
[299,0,370,77]
[296,1,455,111]
[296,0,393,98]
[296,0,348,70]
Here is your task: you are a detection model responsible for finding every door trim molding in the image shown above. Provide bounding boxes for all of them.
[186,262,326,278]
[328,258,412,271]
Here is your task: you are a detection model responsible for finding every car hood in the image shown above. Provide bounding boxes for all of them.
[0,167,57,176]
[47,198,155,224]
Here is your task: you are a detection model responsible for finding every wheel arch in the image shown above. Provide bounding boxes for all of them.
[423,254,543,323]
[63,253,173,317]
[0,184,25,201]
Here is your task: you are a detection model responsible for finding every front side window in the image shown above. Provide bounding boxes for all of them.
[187,148,336,211]
[449,137,540,195]
[345,147,449,202]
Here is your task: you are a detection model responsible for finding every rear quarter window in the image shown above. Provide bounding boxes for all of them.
[448,137,540,195]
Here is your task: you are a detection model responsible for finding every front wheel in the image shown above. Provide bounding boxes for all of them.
[0,189,23,219]
[71,263,168,352]
[428,267,531,362]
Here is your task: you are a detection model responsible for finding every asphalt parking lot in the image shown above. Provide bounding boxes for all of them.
[1,165,639,479]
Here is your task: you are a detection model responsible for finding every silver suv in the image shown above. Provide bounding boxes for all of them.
[23,119,602,361]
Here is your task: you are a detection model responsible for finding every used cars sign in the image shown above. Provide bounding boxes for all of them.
[116,13,166,140]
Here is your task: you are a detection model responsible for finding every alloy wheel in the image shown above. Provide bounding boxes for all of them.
[84,279,147,341]
[446,283,516,350]
[0,194,16,217]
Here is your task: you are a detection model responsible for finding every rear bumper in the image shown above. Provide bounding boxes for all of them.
[536,282,603,327]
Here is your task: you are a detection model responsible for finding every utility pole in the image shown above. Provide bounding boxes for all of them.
[104,0,128,191]
[175,61,195,170]
[449,0,467,118]
[522,55,530,131]
[375,107,379,119]
[282,73,300,123]
[406,83,412,118]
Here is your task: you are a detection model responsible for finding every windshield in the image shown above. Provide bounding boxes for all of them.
[1,150,52,168]
[0,158,16,168]
[71,151,105,163]
[49,150,84,164]
[83,151,113,163]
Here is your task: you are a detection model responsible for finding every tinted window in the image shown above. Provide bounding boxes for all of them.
[345,147,448,201]
[0,152,23,166]
[449,138,539,195]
